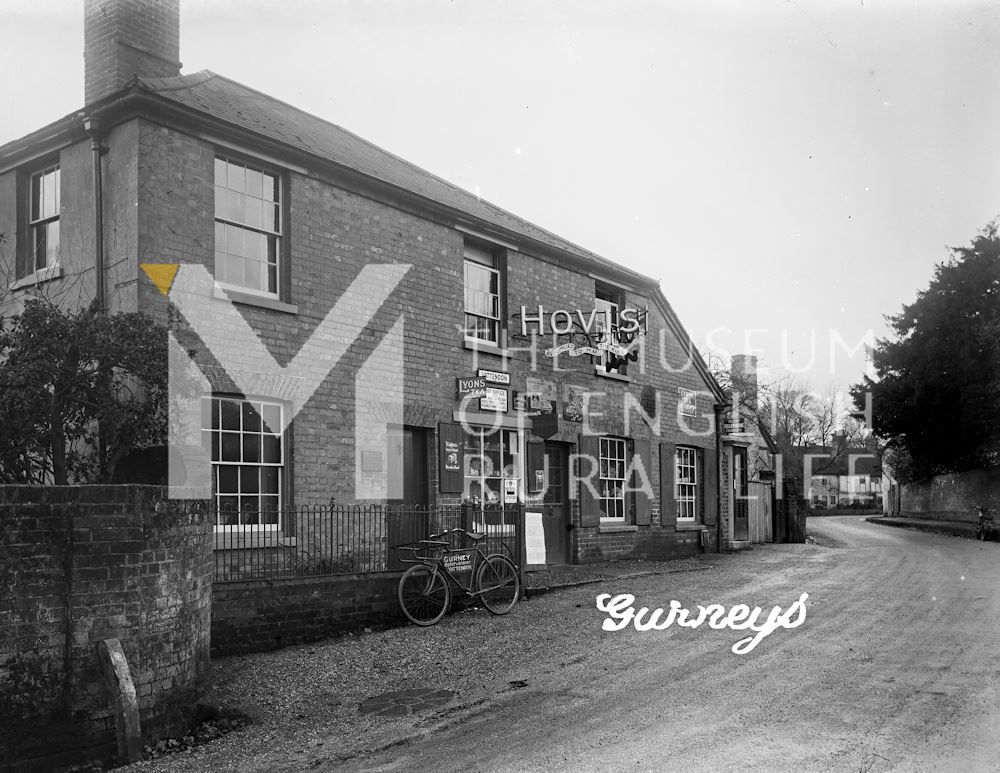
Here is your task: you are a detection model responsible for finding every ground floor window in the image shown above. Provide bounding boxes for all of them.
[675,446,699,521]
[599,436,629,521]
[463,427,521,508]
[201,395,284,529]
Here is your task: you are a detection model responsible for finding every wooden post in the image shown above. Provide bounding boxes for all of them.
[97,638,143,763]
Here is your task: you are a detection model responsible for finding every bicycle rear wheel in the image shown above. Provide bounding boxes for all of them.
[398,565,450,626]
[475,555,520,615]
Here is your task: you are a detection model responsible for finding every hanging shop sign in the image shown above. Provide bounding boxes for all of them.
[518,304,648,359]
[519,305,645,337]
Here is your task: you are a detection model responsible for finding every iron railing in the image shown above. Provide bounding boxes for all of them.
[212,503,522,582]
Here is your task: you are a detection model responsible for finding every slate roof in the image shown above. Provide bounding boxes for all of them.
[0,69,726,402]
[138,70,645,283]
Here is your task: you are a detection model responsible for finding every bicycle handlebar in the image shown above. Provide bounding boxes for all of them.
[426,527,488,542]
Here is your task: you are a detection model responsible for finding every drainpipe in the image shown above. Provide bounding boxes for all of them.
[714,403,723,553]
[83,117,105,314]
[84,117,108,476]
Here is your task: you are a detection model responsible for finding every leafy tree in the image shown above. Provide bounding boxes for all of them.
[0,298,167,484]
[852,221,1000,481]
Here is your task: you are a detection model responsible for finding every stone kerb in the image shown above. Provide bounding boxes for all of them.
[0,485,213,771]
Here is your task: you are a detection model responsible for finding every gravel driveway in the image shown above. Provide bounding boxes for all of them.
[119,517,1000,772]
[118,556,709,773]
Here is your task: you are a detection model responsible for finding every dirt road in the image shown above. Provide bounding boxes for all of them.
[130,516,1000,773]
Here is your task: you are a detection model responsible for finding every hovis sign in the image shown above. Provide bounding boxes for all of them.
[519,305,645,337]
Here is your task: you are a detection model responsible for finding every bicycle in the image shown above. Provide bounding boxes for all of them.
[393,528,521,626]
[974,505,994,541]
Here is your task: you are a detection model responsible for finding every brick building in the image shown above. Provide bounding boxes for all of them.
[718,355,778,546]
[0,0,729,564]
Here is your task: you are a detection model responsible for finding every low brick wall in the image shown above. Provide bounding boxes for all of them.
[211,572,405,656]
[901,467,1000,522]
[575,525,704,562]
[0,486,213,772]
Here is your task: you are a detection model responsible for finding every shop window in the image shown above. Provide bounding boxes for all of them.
[599,436,629,521]
[463,241,504,346]
[19,163,60,279]
[201,395,284,529]
[675,446,700,521]
[214,156,282,296]
[463,427,520,509]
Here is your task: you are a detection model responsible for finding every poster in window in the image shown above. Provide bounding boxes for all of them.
[438,423,465,493]
[562,384,585,422]
[524,376,558,415]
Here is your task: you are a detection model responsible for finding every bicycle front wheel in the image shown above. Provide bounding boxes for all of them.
[475,555,520,615]
[398,565,450,626]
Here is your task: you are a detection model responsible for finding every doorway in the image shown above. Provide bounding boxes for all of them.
[388,426,430,569]
[733,447,749,541]
[542,442,570,565]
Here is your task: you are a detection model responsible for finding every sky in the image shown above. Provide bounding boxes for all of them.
[2,0,999,402]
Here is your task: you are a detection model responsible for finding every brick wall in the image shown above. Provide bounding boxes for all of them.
[84,0,182,104]
[129,119,724,560]
[0,121,141,319]
[0,486,212,771]
[211,572,404,656]
[2,114,728,566]
[900,467,1000,522]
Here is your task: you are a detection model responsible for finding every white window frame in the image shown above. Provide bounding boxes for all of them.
[675,446,699,521]
[463,242,502,346]
[201,395,285,530]
[594,284,630,377]
[599,436,629,522]
[214,155,282,298]
[27,164,60,277]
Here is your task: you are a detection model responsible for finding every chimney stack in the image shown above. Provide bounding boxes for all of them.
[84,0,182,104]
[731,354,759,411]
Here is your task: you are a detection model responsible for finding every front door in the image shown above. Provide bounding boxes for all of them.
[733,447,749,541]
[401,427,429,507]
[542,442,570,565]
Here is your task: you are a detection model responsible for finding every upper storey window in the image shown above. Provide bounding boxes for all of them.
[214,156,282,296]
[464,242,503,346]
[24,165,60,278]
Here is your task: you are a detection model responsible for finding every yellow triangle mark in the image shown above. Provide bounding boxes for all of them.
[141,263,180,296]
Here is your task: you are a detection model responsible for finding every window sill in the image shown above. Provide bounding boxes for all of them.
[215,285,298,315]
[594,368,630,383]
[464,337,510,358]
[675,522,707,532]
[214,531,293,550]
[11,265,62,290]
[598,523,638,533]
